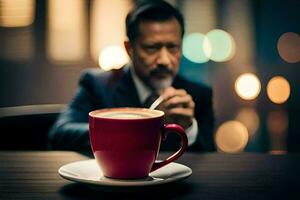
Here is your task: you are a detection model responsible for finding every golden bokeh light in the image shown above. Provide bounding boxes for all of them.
[215,121,249,153]
[47,0,87,63]
[0,0,35,27]
[277,32,300,63]
[235,73,261,100]
[99,45,129,71]
[235,107,259,137]
[267,76,290,104]
[91,0,132,64]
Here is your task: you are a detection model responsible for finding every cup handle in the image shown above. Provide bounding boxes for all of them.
[150,124,188,172]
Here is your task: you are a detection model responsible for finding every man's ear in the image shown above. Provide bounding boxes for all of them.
[124,40,133,59]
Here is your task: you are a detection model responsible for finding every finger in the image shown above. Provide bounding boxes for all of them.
[167,107,194,117]
[164,95,195,109]
[161,87,187,100]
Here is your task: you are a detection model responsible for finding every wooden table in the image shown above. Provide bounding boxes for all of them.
[0,151,299,200]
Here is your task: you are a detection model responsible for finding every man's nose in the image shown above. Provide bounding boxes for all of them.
[157,47,171,66]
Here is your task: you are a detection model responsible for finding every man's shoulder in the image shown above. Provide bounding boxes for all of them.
[79,67,127,87]
[79,68,119,80]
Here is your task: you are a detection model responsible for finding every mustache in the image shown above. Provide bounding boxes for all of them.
[150,65,173,77]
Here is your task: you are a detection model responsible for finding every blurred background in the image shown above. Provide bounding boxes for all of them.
[0,0,299,153]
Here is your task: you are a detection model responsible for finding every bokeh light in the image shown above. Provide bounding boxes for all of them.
[205,29,236,62]
[235,107,259,137]
[47,0,87,63]
[235,73,261,100]
[267,76,290,104]
[277,32,300,63]
[0,0,35,27]
[99,45,129,71]
[215,121,249,153]
[183,33,210,63]
[91,0,132,64]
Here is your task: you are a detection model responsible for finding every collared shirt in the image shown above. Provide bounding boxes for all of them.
[130,67,198,146]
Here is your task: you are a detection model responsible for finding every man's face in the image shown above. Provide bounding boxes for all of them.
[125,18,182,90]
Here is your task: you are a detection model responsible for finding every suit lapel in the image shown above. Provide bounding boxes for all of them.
[112,69,142,108]
[172,75,186,89]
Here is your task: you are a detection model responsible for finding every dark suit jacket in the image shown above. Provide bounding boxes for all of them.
[49,67,215,152]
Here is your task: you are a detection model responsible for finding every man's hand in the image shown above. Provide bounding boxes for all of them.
[157,87,195,129]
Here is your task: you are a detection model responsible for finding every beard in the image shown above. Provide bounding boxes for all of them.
[148,65,174,91]
[150,76,173,91]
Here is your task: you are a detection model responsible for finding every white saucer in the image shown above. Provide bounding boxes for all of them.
[59,159,192,187]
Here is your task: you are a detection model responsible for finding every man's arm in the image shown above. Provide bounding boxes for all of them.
[48,105,91,151]
[48,72,101,151]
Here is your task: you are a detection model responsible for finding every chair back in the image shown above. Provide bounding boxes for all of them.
[0,104,66,150]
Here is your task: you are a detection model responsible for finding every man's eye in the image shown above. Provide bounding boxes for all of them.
[167,45,180,53]
[144,45,159,52]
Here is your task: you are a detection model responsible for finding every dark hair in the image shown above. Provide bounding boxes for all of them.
[125,1,185,43]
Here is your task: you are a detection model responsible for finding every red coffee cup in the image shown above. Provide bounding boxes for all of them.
[89,107,188,179]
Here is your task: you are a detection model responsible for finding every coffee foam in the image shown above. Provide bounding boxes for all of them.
[100,112,153,119]
[93,109,161,119]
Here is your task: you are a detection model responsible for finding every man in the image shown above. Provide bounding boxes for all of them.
[49,1,215,152]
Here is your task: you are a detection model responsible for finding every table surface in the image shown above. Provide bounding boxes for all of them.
[0,151,300,200]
